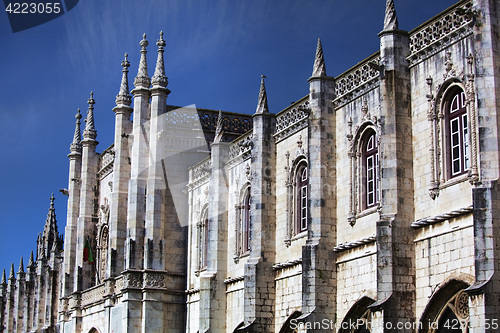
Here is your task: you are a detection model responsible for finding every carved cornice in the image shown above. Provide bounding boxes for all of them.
[333,235,376,253]
[272,258,302,270]
[411,206,473,229]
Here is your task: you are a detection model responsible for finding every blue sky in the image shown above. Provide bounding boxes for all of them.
[0,0,458,277]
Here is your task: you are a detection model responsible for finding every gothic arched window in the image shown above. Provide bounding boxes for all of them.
[445,88,469,178]
[361,130,379,209]
[241,188,251,253]
[295,162,308,234]
[198,207,208,271]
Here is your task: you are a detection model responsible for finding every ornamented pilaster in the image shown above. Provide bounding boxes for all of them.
[466,54,479,184]
[426,76,440,199]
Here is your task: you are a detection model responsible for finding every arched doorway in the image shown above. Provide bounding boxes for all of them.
[419,279,470,333]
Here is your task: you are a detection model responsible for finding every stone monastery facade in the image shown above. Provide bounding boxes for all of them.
[2,0,500,332]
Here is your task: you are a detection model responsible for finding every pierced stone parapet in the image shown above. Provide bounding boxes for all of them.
[189,157,212,188]
[411,206,473,229]
[274,97,310,143]
[164,107,253,140]
[81,283,106,307]
[272,258,302,270]
[333,53,381,108]
[333,235,376,253]
[408,0,474,67]
[98,144,115,179]
[228,132,253,162]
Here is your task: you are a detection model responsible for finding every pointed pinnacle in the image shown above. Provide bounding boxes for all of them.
[70,109,82,151]
[1,269,6,285]
[214,109,224,143]
[9,263,15,280]
[27,251,34,268]
[383,0,398,31]
[50,193,55,209]
[134,33,151,88]
[83,92,97,140]
[152,31,168,88]
[18,257,24,274]
[255,75,269,114]
[312,38,327,77]
[116,53,132,106]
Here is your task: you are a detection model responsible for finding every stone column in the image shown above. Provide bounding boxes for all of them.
[125,34,151,271]
[242,76,276,332]
[4,265,15,333]
[23,253,35,332]
[75,93,99,291]
[302,38,337,329]
[108,54,133,278]
[199,141,229,333]
[370,1,415,329]
[62,110,82,297]
[14,259,26,332]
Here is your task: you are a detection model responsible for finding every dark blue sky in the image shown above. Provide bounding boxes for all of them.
[0,0,457,277]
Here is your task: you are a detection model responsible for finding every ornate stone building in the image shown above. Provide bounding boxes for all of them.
[1,0,500,331]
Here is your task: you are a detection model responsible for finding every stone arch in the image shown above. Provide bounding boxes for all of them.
[339,295,376,333]
[278,310,302,333]
[418,275,473,333]
[88,328,100,333]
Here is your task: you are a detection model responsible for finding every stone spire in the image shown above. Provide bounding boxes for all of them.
[134,34,151,88]
[83,92,97,140]
[213,109,224,143]
[312,38,327,77]
[42,194,60,256]
[27,251,34,268]
[151,31,168,88]
[8,263,14,280]
[255,75,269,114]
[1,269,6,285]
[116,53,132,106]
[70,109,82,151]
[383,0,398,31]
[17,257,24,274]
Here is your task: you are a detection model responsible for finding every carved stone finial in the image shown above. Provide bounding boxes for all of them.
[18,257,24,274]
[1,269,6,285]
[383,0,398,31]
[214,109,224,143]
[152,31,168,88]
[312,38,327,77]
[83,92,97,140]
[255,75,269,114]
[297,135,303,149]
[70,109,82,151]
[116,53,132,106]
[134,33,151,88]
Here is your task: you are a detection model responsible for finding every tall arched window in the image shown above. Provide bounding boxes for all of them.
[197,208,208,271]
[362,130,379,209]
[445,88,469,178]
[241,189,251,253]
[295,162,308,233]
